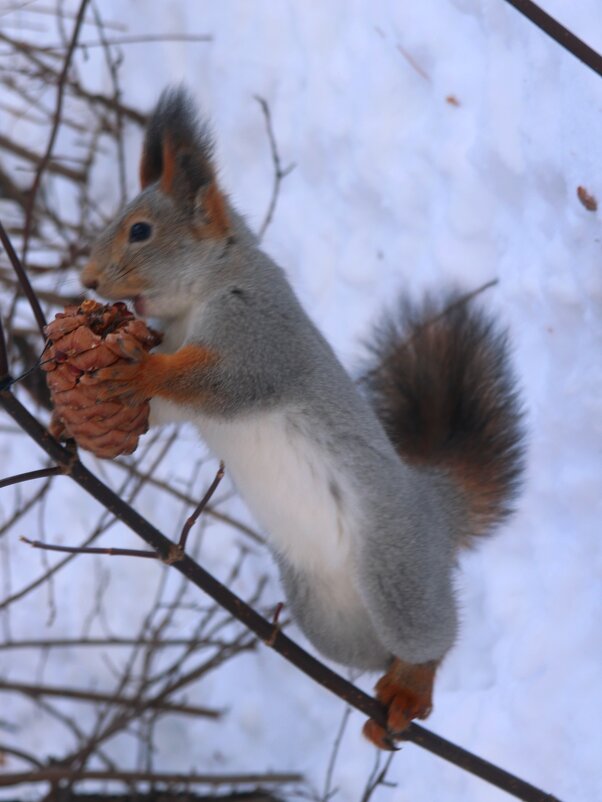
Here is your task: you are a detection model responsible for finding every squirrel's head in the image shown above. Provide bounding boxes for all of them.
[81,87,232,320]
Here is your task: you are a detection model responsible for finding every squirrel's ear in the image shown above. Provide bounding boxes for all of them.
[139,87,230,238]
[139,127,163,189]
[193,180,230,239]
[140,87,214,192]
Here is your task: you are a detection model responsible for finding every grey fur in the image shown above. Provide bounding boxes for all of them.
[197,252,463,667]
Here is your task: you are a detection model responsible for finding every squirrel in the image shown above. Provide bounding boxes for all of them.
[80,87,525,749]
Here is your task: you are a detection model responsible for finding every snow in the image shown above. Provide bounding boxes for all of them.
[1,1,602,800]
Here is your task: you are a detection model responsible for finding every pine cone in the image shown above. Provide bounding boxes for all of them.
[42,300,162,459]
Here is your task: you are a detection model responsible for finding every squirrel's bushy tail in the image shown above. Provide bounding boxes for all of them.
[361,291,525,543]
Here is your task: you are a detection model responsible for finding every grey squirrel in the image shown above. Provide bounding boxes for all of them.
[80,87,525,748]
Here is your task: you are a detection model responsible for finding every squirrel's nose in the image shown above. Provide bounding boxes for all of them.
[81,261,100,290]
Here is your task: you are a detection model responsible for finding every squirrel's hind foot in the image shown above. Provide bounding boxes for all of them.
[362,657,438,750]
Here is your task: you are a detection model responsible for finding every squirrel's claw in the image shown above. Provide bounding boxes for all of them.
[363,658,436,750]
[386,687,432,733]
[362,718,400,751]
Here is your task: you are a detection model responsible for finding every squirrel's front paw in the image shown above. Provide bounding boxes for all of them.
[362,658,436,750]
[79,355,151,406]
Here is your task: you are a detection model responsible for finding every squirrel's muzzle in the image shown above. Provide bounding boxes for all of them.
[81,261,100,290]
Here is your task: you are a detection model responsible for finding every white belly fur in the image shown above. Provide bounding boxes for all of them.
[195,408,358,576]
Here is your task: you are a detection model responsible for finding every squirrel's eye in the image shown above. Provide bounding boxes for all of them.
[129,222,152,243]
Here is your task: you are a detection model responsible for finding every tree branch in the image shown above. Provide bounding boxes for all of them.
[20,0,90,264]
[0,768,302,789]
[0,465,63,490]
[0,679,220,719]
[254,96,295,241]
[0,221,47,336]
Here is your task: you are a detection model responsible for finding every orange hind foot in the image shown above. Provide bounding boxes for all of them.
[363,657,438,750]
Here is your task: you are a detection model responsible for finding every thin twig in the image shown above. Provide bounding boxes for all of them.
[0,133,86,183]
[29,32,214,53]
[20,536,159,559]
[110,460,264,544]
[0,220,47,335]
[0,768,302,789]
[63,633,256,772]
[0,430,176,608]
[91,2,127,206]
[0,3,123,29]
[0,742,44,769]
[0,636,241,650]
[178,461,225,552]
[360,751,396,802]
[0,33,147,123]
[18,461,226,560]
[0,465,63,490]
[322,706,352,802]
[0,479,53,542]
[265,601,284,647]
[254,95,295,240]
[20,0,90,263]
[0,271,82,307]
[0,301,7,379]
[0,679,220,719]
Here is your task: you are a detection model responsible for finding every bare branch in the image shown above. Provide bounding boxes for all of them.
[0,465,63,490]
[27,32,214,53]
[254,96,296,241]
[18,460,226,560]
[321,706,352,802]
[0,430,176,609]
[0,220,47,335]
[0,742,44,769]
[178,461,225,552]
[109,460,265,544]
[360,751,396,802]
[20,536,159,559]
[21,0,91,263]
[0,299,7,380]
[0,133,86,182]
[0,679,221,719]
[0,636,241,650]
[0,768,302,789]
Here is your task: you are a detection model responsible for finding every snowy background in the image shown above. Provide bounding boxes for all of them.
[1,1,601,800]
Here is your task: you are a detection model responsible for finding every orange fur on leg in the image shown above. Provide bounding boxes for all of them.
[363,658,438,749]
[81,343,218,407]
[144,344,218,403]
[194,181,230,239]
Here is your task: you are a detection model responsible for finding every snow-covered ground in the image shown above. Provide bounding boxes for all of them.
[1,1,601,800]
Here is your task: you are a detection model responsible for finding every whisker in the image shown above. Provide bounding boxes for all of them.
[114,252,139,280]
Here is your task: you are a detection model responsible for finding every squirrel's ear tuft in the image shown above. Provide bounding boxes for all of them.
[139,87,215,197]
[140,87,231,239]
